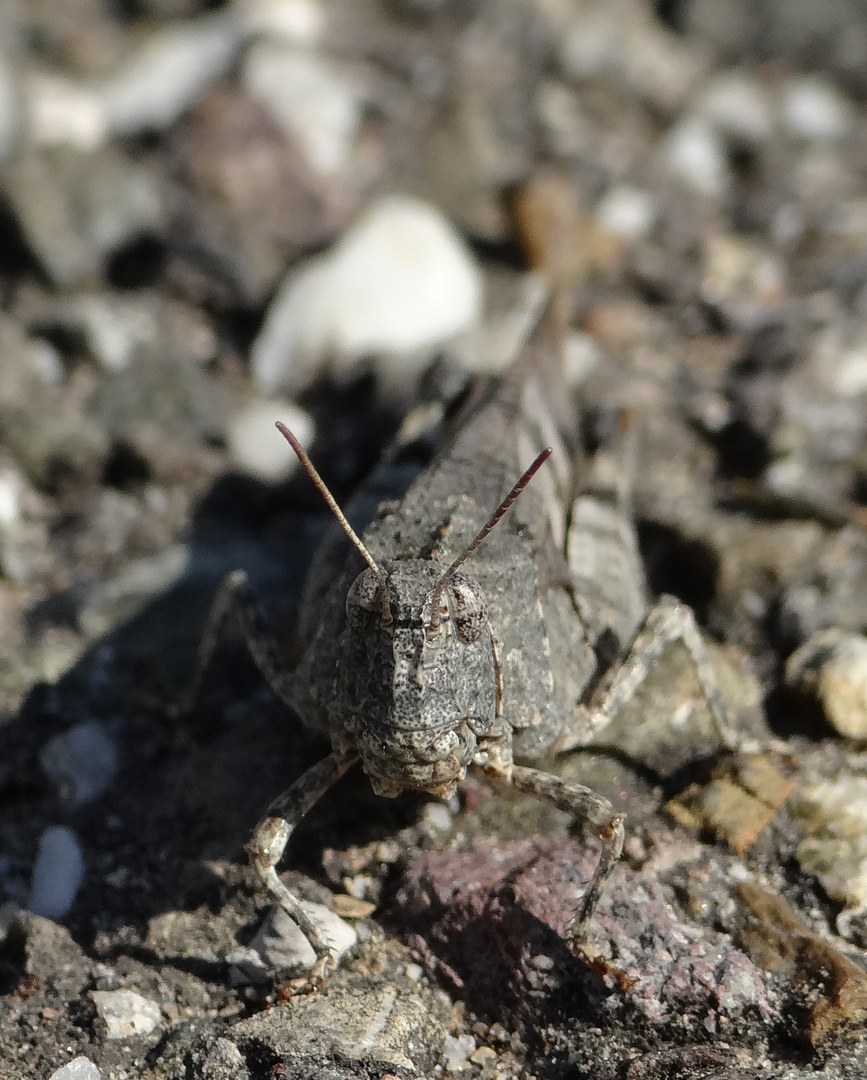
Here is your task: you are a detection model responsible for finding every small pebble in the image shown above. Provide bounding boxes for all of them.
[595,185,656,240]
[249,900,357,973]
[662,115,730,199]
[469,1045,497,1067]
[226,399,315,482]
[442,1033,475,1073]
[251,195,483,399]
[701,234,786,325]
[696,71,774,145]
[101,13,242,136]
[39,720,120,807]
[785,628,867,739]
[91,988,162,1039]
[56,295,158,372]
[244,41,363,177]
[26,75,107,150]
[781,76,852,143]
[27,826,85,921]
[419,801,453,834]
[47,1058,102,1080]
[238,0,325,44]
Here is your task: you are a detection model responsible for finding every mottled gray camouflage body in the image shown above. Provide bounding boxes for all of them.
[289,316,608,795]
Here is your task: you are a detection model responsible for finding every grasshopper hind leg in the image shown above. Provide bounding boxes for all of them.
[555,594,740,755]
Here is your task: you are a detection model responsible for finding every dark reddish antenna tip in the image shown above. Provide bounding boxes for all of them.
[276,422,392,625]
[427,447,553,637]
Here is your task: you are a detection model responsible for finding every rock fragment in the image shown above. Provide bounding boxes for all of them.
[734,881,867,1047]
[246,901,357,975]
[393,836,768,1034]
[226,400,315,483]
[230,983,444,1073]
[47,1058,102,1080]
[91,988,162,1040]
[39,720,120,807]
[27,826,85,921]
[790,776,867,945]
[251,195,483,399]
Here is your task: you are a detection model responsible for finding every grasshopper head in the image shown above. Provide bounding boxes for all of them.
[337,560,498,798]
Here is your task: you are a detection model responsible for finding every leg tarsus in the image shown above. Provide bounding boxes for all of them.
[247,751,358,980]
[505,764,625,945]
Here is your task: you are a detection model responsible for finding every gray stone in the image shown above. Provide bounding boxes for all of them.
[230,984,443,1073]
[91,988,162,1040]
[47,1058,102,1080]
[27,826,85,921]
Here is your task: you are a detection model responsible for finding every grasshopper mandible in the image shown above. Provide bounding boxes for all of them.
[181,302,736,983]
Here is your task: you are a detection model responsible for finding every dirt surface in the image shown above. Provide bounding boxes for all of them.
[3,2,867,1078]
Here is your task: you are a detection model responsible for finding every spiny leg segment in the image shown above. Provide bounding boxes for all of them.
[557,594,739,754]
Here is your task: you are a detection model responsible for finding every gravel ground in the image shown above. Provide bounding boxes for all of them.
[2,2,867,1078]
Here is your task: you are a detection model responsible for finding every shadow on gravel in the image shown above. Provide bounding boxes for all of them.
[0,460,422,975]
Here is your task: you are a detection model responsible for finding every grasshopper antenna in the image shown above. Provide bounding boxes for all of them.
[427,447,552,637]
[276,422,393,626]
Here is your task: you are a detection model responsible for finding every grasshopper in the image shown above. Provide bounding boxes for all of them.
[181,301,736,982]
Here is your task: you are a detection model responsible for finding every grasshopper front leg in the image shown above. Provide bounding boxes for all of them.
[248,749,359,983]
[488,764,625,946]
[175,570,359,980]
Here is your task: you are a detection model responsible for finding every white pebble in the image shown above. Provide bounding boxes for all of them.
[101,13,242,136]
[61,295,157,372]
[419,801,452,833]
[442,1033,475,1073]
[791,777,867,938]
[26,74,107,150]
[781,76,852,143]
[244,41,362,177]
[786,628,867,740]
[227,400,315,482]
[237,0,325,45]
[251,195,483,398]
[39,720,120,807]
[595,186,656,240]
[27,826,85,921]
[47,1057,102,1080]
[662,116,730,199]
[0,467,22,527]
[249,900,357,973]
[696,72,774,145]
[91,988,162,1039]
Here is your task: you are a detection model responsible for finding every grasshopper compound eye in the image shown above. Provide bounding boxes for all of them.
[445,572,488,644]
[346,568,386,616]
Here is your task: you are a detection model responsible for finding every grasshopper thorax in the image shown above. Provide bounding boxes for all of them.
[338,559,498,798]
